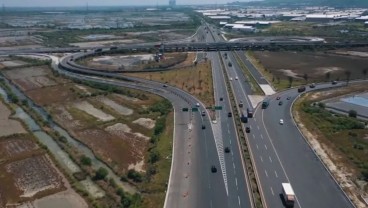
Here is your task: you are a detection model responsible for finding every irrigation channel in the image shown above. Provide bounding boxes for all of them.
[0,76,137,196]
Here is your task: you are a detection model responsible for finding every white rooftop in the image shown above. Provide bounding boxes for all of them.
[282,183,295,196]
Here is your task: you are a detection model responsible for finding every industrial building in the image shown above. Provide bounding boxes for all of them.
[169,0,176,7]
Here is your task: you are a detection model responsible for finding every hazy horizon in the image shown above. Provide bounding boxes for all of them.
[0,0,237,7]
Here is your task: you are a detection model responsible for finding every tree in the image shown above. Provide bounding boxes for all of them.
[127,169,143,183]
[80,155,92,166]
[303,73,308,84]
[363,68,368,80]
[94,167,108,180]
[325,72,331,81]
[348,110,357,118]
[345,70,351,85]
[287,76,293,88]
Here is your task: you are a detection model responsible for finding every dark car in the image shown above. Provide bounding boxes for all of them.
[202,125,206,130]
[224,147,230,153]
[332,80,337,85]
[228,62,232,67]
[163,84,168,87]
[279,101,283,106]
[211,165,217,173]
[276,96,281,100]
[246,127,250,133]
[287,96,291,100]
[228,112,232,117]
[201,111,206,116]
[309,83,316,88]
[220,97,223,101]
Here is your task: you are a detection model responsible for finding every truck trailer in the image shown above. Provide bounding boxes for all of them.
[282,183,295,208]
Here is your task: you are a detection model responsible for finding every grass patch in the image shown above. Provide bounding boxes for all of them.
[245,51,304,91]
[127,60,214,107]
[140,111,174,207]
[233,52,264,95]
[294,89,368,185]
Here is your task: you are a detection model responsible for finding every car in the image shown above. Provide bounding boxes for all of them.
[201,111,206,116]
[224,147,230,153]
[279,101,283,106]
[228,112,232,117]
[163,84,168,87]
[211,165,217,173]
[239,101,243,108]
[220,97,223,101]
[246,127,250,133]
[279,119,284,125]
[230,77,233,81]
[235,76,238,80]
[287,96,291,100]
[228,62,232,67]
[332,80,337,85]
[309,83,316,88]
[202,125,206,129]
[276,96,281,100]
[196,103,200,107]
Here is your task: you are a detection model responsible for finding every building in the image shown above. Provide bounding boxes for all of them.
[169,0,176,7]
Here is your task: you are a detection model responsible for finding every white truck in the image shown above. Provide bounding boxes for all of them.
[282,183,295,208]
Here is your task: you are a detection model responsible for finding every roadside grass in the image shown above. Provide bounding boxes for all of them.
[293,88,368,195]
[245,51,304,91]
[233,52,264,95]
[127,61,215,107]
[140,111,174,207]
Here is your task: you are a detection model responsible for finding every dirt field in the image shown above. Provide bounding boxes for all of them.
[0,101,27,137]
[0,134,67,207]
[252,50,368,84]
[127,60,215,107]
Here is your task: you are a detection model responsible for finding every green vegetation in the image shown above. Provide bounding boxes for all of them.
[297,97,368,183]
[94,167,109,180]
[80,155,92,166]
[127,169,143,183]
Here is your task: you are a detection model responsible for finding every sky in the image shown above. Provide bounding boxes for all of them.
[0,0,232,7]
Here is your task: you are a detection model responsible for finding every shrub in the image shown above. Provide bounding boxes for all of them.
[94,167,108,180]
[348,110,357,118]
[148,150,160,164]
[127,169,143,183]
[80,155,92,166]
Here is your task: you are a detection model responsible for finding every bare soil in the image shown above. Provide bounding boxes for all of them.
[253,51,368,82]
[0,101,27,137]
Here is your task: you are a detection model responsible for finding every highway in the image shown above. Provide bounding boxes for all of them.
[14,22,361,208]
[205,24,356,208]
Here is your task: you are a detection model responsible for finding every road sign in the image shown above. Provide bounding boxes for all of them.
[214,106,223,110]
[192,107,198,112]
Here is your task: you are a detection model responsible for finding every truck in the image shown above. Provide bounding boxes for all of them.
[282,183,295,208]
[262,100,269,109]
[247,108,253,118]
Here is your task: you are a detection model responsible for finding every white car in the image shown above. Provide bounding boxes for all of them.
[235,76,238,80]
[279,119,284,125]
[230,77,233,81]
[196,103,200,107]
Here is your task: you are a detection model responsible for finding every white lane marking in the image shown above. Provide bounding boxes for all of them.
[254,118,256,122]
[270,187,274,196]
[238,196,241,206]
[260,134,264,139]
[233,163,235,169]
[256,144,259,149]
[260,156,263,162]
[264,144,268,150]
[265,170,268,177]
[257,125,260,130]
[249,125,252,129]
[275,171,278,178]
[269,156,273,163]
[252,134,255,139]
[230,139,232,144]
[235,178,238,187]
[228,129,230,134]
